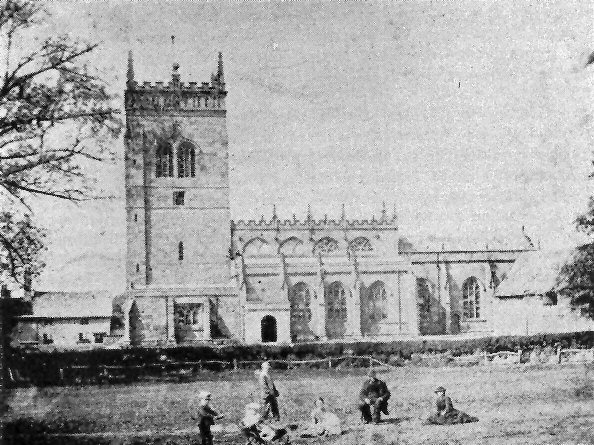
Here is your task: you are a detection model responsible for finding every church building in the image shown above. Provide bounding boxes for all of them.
[121,53,533,345]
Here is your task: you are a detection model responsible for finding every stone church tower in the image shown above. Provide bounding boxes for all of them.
[123,52,240,344]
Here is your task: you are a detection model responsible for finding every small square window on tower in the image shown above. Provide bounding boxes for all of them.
[173,190,185,205]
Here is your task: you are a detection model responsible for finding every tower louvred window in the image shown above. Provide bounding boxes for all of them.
[156,142,173,177]
[178,142,196,178]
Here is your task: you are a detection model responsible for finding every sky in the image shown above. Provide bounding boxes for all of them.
[23,0,594,292]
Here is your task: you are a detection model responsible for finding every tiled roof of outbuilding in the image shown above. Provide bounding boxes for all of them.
[20,291,114,319]
[495,249,575,298]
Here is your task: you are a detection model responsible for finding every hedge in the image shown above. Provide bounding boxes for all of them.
[6,331,594,387]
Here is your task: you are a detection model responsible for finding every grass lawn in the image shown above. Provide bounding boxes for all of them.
[3,363,594,444]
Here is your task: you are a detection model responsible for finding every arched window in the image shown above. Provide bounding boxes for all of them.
[178,241,184,261]
[313,237,339,255]
[177,142,196,178]
[290,282,311,315]
[349,237,373,253]
[361,281,388,336]
[156,142,173,177]
[417,278,432,316]
[462,277,481,319]
[279,237,304,256]
[325,281,347,339]
[290,282,313,342]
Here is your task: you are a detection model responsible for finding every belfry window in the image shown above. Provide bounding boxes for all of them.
[177,142,196,178]
[156,142,173,177]
[173,190,185,205]
[178,241,184,261]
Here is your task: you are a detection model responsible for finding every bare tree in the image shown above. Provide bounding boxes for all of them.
[0,0,121,283]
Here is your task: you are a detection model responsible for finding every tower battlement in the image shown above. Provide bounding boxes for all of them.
[125,52,226,114]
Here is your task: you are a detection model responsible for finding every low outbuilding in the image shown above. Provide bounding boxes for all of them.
[12,291,114,349]
[493,248,594,335]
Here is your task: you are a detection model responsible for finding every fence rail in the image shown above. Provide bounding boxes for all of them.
[7,348,594,387]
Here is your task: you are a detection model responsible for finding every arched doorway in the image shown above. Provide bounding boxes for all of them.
[129,301,143,346]
[290,282,313,342]
[325,281,347,339]
[261,315,278,343]
[361,281,387,336]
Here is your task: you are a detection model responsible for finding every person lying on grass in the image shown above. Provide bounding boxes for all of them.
[300,397,342,437]
[193,391,224,445]
[241,402,289,444]
[424,386,478,425]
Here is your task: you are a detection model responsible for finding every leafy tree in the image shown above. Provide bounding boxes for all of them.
[0,0,121,283]
[561,198,594,317]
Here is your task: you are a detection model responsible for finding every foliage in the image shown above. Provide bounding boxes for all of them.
[0,0,121,282]
[0,211,45,281]
[556,176,594,316]
[561,243,594,316]
[7,331,594,387]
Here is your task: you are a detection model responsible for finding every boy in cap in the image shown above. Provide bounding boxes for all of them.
[194,391,223,445]
[358,369,391,424]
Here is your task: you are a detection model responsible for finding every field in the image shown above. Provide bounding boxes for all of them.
[3,363,594,444]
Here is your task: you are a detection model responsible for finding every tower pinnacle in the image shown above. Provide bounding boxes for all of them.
[217,52,224,84]
[127,50,135,85]
[172,62,180,85]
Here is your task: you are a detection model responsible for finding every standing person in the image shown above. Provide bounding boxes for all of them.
[425,386,478,425]
[358,369,391,424]
[194,391,223,445]
[258,361,281,421]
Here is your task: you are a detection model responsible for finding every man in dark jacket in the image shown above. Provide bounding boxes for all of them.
[258,361,281,421]
[358,369,391,424]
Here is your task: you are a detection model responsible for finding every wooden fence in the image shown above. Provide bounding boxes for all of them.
[7,348,594,387]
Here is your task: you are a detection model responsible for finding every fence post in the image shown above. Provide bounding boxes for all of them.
[483,351,488,365]
[328,358,332,369]
[556,346,562,364]
[199,361,203,371]
[233,359,238,371]
[517,350,522,364]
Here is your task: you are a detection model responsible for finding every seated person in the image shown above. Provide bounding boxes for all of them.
[241,402,289,444]
[425,386,478,425]
[300,397,342,437]
[358,369,391,424]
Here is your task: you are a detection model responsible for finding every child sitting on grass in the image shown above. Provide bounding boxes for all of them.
[300,397,342,437]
